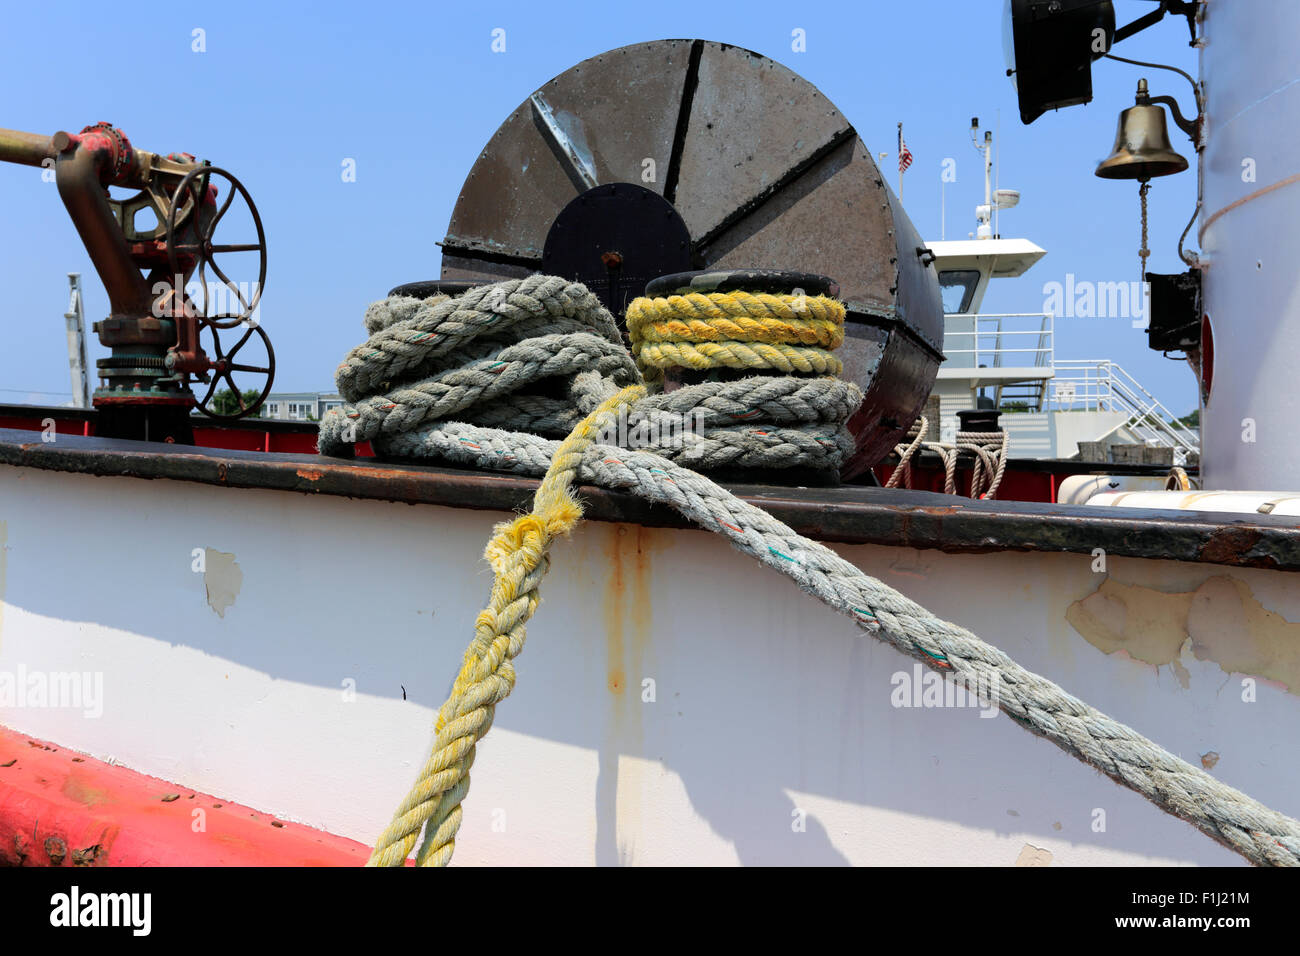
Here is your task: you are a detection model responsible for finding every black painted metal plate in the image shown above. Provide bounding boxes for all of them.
[542,183,691,323]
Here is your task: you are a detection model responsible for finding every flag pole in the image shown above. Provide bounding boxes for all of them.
[941,178,945,241]
[897,122,904,202]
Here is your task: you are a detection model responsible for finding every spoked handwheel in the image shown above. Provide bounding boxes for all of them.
[193,318,276,420]
[167,166,268,330]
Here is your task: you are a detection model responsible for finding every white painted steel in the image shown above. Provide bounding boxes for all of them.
[1199,0,1300,491]
[937,312,1054,385]
[1088,489,1300,516]
[1,469,1297,865]
[1056,473,1171,505]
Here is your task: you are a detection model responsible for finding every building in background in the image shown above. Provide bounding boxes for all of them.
[260,391,343,421]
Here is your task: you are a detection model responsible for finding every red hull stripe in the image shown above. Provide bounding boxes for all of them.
[0,726,371,866]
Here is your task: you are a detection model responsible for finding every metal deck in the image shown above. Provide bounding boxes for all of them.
[0,427,1292,573]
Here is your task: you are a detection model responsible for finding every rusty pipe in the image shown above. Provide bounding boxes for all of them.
[55,144,152,316]
[0,128,57,168]
[1,126,151,314]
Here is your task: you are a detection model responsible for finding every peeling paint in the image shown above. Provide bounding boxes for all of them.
[1066,579,1194,688]
[1187,577,1300,692]
[203,548,243,618]
[1015,843,1053,866]
[1066,575,1300,693]
[1201,751,1220,770]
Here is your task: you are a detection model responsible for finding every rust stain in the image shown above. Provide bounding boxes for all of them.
[211,831,258,849]
[296,467,325,481]
[1198,527,1265,565]
[597,523,662,865]
[628,525,655,690]
[71,843,106,866]
[44,835,67,865]
[61,773,111,807]
[601,524,661,694]
[603,527,627,695]
[1201,751,1220,770]
[1067,575,1300,693]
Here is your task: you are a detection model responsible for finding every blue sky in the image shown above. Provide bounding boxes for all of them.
[0,1,1202,415]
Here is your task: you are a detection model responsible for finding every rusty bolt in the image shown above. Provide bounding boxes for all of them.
[601,251,623,269]
[44,835,68,865]
[71,844,104,867]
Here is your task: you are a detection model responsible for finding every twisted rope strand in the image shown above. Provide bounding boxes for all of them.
[626,292,845,381]
[365,385,646,867]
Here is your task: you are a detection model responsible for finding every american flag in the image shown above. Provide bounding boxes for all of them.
[898,129,913,174]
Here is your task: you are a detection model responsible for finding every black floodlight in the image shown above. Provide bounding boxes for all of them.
[1003,0,1116,124]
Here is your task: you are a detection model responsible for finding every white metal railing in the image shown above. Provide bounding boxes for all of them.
[1049,359,1199,453]
[941,312,1054,371]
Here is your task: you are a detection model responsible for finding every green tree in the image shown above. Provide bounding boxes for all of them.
[210,387,264,417]
[1178,409,1200,428]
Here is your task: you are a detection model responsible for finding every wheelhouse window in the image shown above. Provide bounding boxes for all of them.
[938,270,981,315]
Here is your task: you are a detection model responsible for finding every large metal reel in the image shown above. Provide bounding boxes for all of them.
[440,39,944,479]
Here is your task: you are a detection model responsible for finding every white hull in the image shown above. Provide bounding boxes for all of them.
[2,465,1297,865]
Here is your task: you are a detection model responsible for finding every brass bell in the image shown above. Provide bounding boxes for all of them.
[1096,79,1189,181]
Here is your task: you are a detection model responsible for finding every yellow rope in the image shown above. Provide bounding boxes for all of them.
[626,291,846,380]
[366,384,646,867]
[370,289,847,866]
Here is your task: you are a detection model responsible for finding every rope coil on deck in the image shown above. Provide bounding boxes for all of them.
[624,290,859,471]
[885,417,1010,500]
[319,276,1300,868]
[321,279,863,473]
